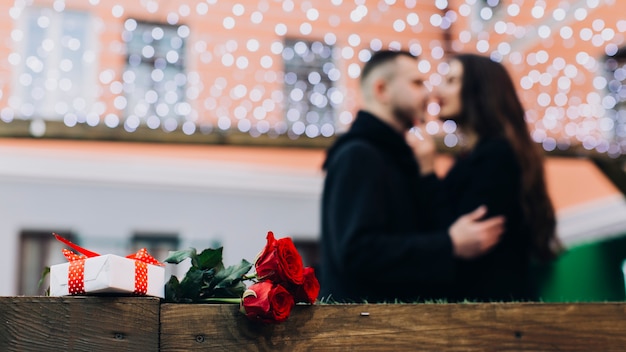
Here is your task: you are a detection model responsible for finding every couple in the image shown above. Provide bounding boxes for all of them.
[319,50,561,303]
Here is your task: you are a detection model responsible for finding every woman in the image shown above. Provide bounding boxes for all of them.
[425,53,561,302]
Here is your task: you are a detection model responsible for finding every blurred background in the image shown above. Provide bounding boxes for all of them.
[1,0,626,301]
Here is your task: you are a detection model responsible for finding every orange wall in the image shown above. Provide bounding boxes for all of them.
[0,1,443,133]
[1,1,624,151]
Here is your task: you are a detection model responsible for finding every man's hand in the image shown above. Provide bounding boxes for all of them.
[449,205,504,259]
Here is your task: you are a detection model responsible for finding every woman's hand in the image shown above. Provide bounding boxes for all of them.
[406,128,436,175]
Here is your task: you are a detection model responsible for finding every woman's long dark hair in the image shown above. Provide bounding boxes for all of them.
[453,53,561,261]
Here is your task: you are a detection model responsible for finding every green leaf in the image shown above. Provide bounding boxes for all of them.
[200,259,252,299]
[162,246,254,303]
[177,267,205,301]
[39,267,50,289]
[195,247,224,270]
[211,281,248,298]
[164,275,181,302]
[164,248,197,265]
[213,259,253,289]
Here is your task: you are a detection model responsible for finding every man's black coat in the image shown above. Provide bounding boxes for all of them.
[319,111,454,302]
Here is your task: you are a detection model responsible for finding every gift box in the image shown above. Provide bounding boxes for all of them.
[50,253,165,298]
[49,234,165,298]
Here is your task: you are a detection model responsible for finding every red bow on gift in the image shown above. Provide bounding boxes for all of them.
[54,233,163,295]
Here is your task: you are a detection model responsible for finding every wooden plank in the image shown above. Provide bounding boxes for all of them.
[160,303,626,351]
[0,296,160,352]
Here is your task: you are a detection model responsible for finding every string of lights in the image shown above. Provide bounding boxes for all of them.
[0,0,623,157]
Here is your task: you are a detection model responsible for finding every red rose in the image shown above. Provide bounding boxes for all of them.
[255,231,304,285]
[241,281,294,323]
[293,266,320,304]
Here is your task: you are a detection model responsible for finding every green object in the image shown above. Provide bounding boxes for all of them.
[535,234,626,302]
[163,247,252,303]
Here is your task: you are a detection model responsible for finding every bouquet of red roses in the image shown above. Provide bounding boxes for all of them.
[240,231,320,323]
[164,231,319,324]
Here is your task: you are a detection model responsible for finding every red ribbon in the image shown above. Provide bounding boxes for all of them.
[62,249,87,294]
[126,248,163,294]
[55,233,163,295]
[55,233,100,257]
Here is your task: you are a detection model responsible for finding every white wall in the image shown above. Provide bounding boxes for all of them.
[3,143,626,296]
[0,144,323,295]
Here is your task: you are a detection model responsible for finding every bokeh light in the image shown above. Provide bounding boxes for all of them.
[0,0,625,155]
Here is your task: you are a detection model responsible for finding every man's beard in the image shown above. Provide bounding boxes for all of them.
[392,106,418,131]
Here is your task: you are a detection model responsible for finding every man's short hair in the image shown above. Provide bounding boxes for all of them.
[360,50,417,84]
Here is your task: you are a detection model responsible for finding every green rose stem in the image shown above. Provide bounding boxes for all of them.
[199,297,243,304]
[243,273,258,280]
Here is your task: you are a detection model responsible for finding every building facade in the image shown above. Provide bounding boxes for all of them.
[0,0,625,298]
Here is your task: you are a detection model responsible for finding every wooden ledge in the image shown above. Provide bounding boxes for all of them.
[160,302,626,351]
[0,296,160,352]
[1,298,625,351]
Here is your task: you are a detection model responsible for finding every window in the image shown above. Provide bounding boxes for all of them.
[13,7,96,121]
[130,232,180,279]
[18,230,74,295]
[130,232,179,262]
[605,46,626,155]
[283,38,338,138]
[122,20,189,132]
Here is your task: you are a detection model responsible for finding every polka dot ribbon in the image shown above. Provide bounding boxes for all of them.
[126,248,164,295]
[62,249,87,294]
[55,233,164,296]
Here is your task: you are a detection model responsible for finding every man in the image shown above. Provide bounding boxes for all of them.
[319,50,504,302]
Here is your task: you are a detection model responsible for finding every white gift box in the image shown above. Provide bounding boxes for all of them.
[50,254,165,298]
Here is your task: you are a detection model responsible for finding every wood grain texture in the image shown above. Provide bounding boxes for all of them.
[3,299,626,351]
[160,303,626,352]
[0,296,160,352]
